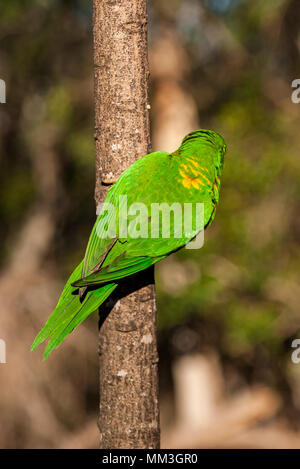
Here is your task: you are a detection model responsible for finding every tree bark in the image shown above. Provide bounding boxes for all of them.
[93,0,160,449]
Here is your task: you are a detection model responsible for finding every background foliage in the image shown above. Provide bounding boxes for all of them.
[0,0,300,448]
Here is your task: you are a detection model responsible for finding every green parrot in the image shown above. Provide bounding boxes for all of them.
[32,129,226,359]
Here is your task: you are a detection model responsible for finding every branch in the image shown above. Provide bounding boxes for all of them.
[93,0,160,449]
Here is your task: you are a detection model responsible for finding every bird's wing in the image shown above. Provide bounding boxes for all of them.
[81,151,170,277]
[72,254,162,287]
[81,186,120,278]
[79,150,216,284]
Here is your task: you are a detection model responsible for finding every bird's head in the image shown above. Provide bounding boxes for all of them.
[179,129,227,176]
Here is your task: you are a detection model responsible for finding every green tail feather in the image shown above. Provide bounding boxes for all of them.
[72,256,156,287]
[31,261,117,360]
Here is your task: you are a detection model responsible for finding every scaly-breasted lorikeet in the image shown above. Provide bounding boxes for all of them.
[32,129,226,359]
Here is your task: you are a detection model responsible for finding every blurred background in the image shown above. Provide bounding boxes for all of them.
[0,0,300,449]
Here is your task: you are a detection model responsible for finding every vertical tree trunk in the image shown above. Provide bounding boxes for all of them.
[93,0,160,449]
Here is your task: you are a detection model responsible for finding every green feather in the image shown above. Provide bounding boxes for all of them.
[31,261,117,359]
[32,129,226,358]
[72,255,160,287]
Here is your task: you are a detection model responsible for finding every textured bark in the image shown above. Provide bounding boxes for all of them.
[93,0,160,449]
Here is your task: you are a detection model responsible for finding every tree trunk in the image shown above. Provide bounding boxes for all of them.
[93,0,160,449]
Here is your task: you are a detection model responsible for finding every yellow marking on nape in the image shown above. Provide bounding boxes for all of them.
[199,166,209,173]
[191,179,200,189]
[180,163,189,171]
[182,178,192,189]
[195,178,205,188]
[179,169,187,178]
[190,167,199,176]
[179,174,206,190]
[188,166,211,186]
[179,165,207,190]
[185,157,200,168]
[198,172,211,185]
